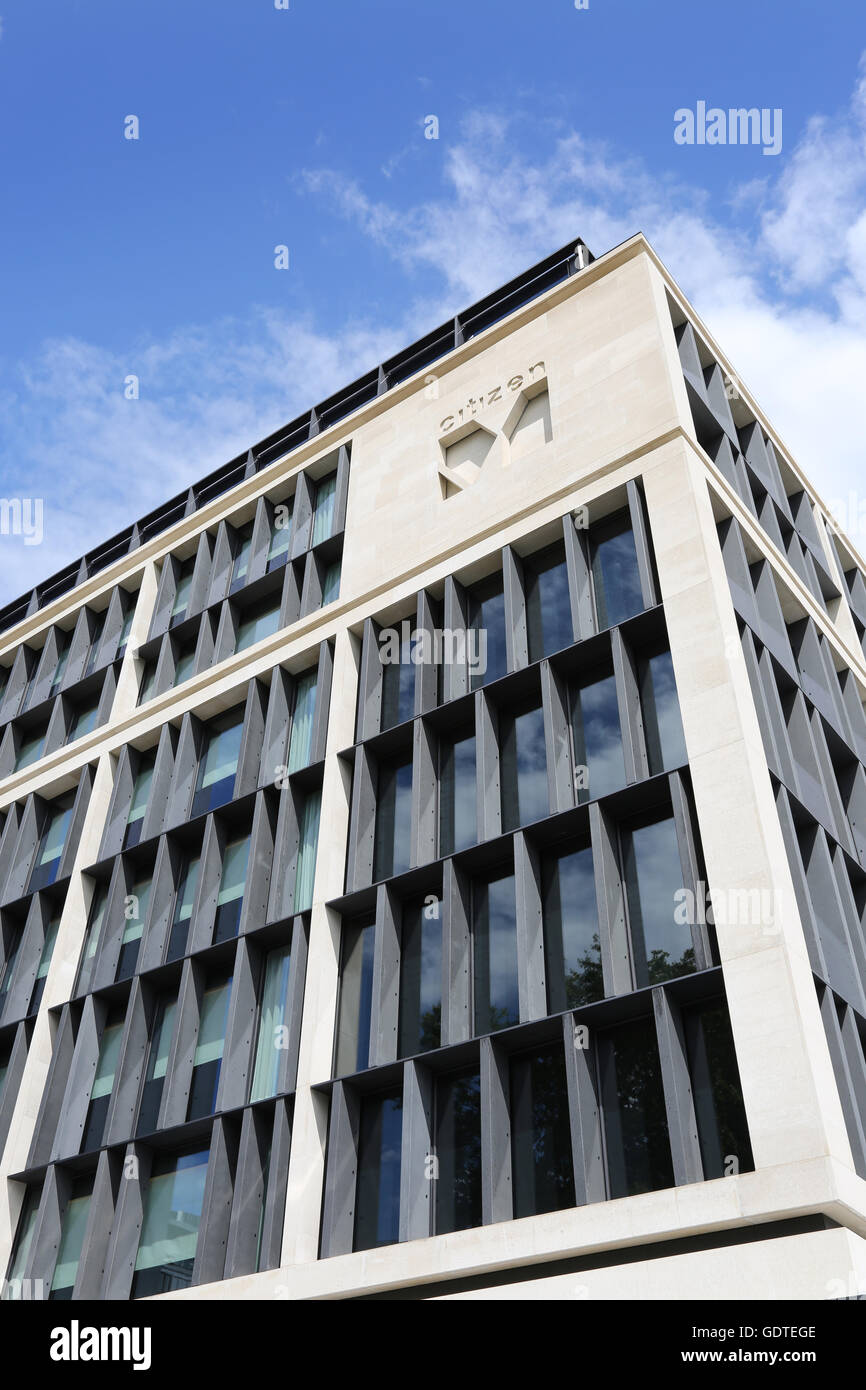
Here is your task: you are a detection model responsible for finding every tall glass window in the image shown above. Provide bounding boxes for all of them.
[49,631,72,696]
[28,913,61,1014]
[267,499,293,571]
[67,700,99,745]
[335,916,375,1075]
[138,661,158,706]
[473,871,519,1035]
[82,1013,125,1151]
[131,1148,209,1298]
[83,611,106,678]
[312,472,337,546]
[526,543,572,662]
[250,945,293,1101]
[685,1000,753,1178]
[76,884,107,996]
[170,558,195,628]
[0,930,22,1011]
[14,727,46,772]
[28,796,74,893]
[2,1186,41,1301]
[286,668,318,772]
[213,834,250,943]
[570,671,626,803]
[398,896,442,1057]
[590,511,645,629]
[191,709,244,818]
[116,872,153,979]
[623,812,695,985]
[543,843,603,1010]
[49,1177,93,1300]
[353,1090,402,1251]
[435,1068,481,1234]
[468,572,507,689]
[381,631,415,731]
[235,598,280,654]
[599,1017,673,1199]
[229,523,254,594]
[125,754,155,849]
[321,559,341,606]
[137,995,177,1136]
[439,727,476,855]
[173,644,196,688]
[294,788,321,912]
[511,1045,576,1218]
[640,648,687,774]
[186,976,232,1121]
[500,698,548,831]
[167,853,200,962]
[116,605,135,661]
[373,754,412,881]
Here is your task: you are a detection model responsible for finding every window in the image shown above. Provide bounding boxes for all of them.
[14,727,46,772]
[381,632,415,731]
[623,812,695,985]
[468,573,507,689]
[599,1017,673,1199]
[83,611,106,678]
[213,834,250,943]
[398,896,442,1057]
[116,872,153,979]
[167,853,200,962]
[590,512,645,629]
[439,726,476,855]
[473,871,518,1035]
[49,631,72,696]
[511,1044,575,1218]
[116,604,135,661]
[335,916,375,1075]
[131,1147,209,1298]
[136,995,177,1136]
[235,597,280,654]
[29,913,61,1014]
[28,795,74,893]
[49,1177,93,1300]
[267,499,293,572]
[186,976,232,1121]
[321,559,341,606]
[500,698,548,831]
[640,648,687,775]
[435,1068,481,1233]
[229,523,254,594]
[138,660,158,706]
[2,1186,40,1301]
[286,668,318,772]
[82,1012,125,1151]
[312,472,337,546]
[570,670,626,802]
[294,788,321,912]
[543,842,603,1010]
[685,1000,753,1178]
[76,885,107,996]
[373,754,412,882]
[526,543,572,662]
[67,700,99,745]
[170,558,195,627]
[19,654,39,713]
[353,1090,402,1252]
[191,709,244,818]
[250,945,292,1102]
[173,644,196,688]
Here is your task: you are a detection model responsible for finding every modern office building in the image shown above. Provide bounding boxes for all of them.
[0,233,865,1302]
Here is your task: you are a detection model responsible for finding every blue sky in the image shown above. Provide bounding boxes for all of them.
[1,0,865,602]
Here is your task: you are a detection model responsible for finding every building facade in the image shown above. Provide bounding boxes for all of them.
[1,234,866,1301]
